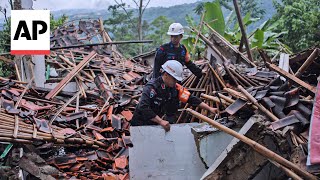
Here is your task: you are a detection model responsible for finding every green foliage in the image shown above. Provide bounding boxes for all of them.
[237,0,265,18]
[183,1,226,58]
[224,12,260,44]
[50,14,68,31]
[0,18,14,77]
[204,1,225,36]
[145,16,173,50]
[104,4,140,57]
[193,3,204,15]
[272,0,320,52]
[185,0,288,60]
[0,18,10,53]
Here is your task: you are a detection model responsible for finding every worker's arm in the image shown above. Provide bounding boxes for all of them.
[139,85,170,131]
[184,50,203,78]
[185,61,203,78]
[188,95,217,114]
[198,102,218,114]
[151,115,170,132]
[153,46,166,79]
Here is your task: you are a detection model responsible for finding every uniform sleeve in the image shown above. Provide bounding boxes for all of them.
[153,46,166,79]
[139,85,157,121]
[187,95,202,107]
[183,47,203,78]
[185,61,203,78]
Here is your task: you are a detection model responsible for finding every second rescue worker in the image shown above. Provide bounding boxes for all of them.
[152,23,203,79]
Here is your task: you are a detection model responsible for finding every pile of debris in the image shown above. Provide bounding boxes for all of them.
[0,16,319,179]
[0,19,152,179]
[179,23,320,178]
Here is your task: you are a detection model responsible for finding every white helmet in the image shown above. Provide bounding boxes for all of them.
[167,23,184,35]
[162,60,183,81]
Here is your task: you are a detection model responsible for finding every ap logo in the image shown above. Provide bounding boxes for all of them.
[11,10,50,55]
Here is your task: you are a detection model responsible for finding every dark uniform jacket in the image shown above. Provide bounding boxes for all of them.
[153,42,202,79]
[131,77,202,126]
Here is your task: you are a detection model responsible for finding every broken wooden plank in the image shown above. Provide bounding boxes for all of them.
[279,53,290,81]
[267,62,316,94]
[59,55,94,80]
[294,48,319,78]
[45,51,97,99]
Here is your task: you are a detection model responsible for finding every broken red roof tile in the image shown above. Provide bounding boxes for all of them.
[122,120,130,131]
[127,71,141,79]
[76,157,88,161]
[57,128,76,136]
[107,105,113,121]
[102,173,117,180]
[93,130,105,141]
[33,117,52,133]
[120,110,133,121]
[86,151,98,161]
[114,156,128,169]
[70,163,84,172]
[119,173,129,180]
[122,73,135,81]
[20,99,54,111]
[54,155,77,166]
[100,127,114,133]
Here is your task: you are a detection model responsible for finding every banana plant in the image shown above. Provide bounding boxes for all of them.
[183,0,290,59]
[183,1,225,58]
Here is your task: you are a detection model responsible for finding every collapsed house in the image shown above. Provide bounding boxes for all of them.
[0,16,319,180]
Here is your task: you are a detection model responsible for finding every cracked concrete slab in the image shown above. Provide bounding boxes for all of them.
[201,115,286,180]
[129,123,206,180]
[192,123,241,168]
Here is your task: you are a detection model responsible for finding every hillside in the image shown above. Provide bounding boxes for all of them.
[50,0,276,30]
[0,1,277,32]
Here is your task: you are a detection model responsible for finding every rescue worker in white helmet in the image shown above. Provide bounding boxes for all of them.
[131,60,217,131]
[152,23,203,79]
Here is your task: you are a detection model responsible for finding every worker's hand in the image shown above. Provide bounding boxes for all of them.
[209,107,218,114]
[160,120,171,132]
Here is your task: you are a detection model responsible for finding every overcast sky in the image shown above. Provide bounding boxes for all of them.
[32,0,201,11]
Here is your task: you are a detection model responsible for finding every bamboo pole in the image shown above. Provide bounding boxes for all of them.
[186,108,317,180]
[201,93,231,106]
[208,64,227,89]
[269,161,303,180]
[192,11,206,57]
[238,85,279,121]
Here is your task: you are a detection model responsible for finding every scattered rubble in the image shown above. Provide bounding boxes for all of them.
[0,16,319,179]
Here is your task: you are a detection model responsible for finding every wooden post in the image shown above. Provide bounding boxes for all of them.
[186,108,317,180]
[233,0,254,62]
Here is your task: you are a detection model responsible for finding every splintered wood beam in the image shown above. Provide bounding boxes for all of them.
[294,48,319,78]
[267,62,316,94]
[45,51,97,100]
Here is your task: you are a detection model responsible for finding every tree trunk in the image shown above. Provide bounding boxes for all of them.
[138,0,143,54]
